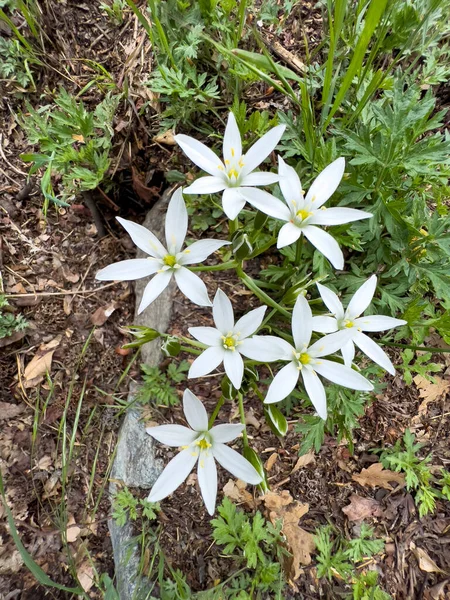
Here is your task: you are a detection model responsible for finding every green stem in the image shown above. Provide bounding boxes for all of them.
[229,218,239,237]
[260,307,278,330]
[249,237,277,259]
[208,395,225,429]
[189,261,237,272]
[237,267,291,319]
[379,341,450,354]
[180,345,201,355]
[180,336,206,349]
[295,237,303,264]
[236,0,247,45]
[237,392,248,446]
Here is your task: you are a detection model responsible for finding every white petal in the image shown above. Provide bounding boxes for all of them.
[302,225,344,270]
[117,217,167,258]
[222,188,246,220]
[316,283,345,321]
[346,275,377,319]
[292,295,313,349]
[239,336,293,362]
[239,187,291,220]
[197,451,217,515]
[313,359,374,390]
[188,326,222,346]
[301,368,327,420]
[278,155,303,204]
[277,222,302,248]
[223,112,242,164]
[241,124,286,176]
[240,172,279,186]
[178,239,231,266]
[212,443,262,484]
[188,346,225,379]
[265,361,299,404]
[183,389,208,431]
[175,134,224,175]
[209,423,244,443]
[341,339,355,367]
[165,188,187,254]
[223,350,244,389]
[183,176,227,195]
[213,289,234,334]
[146,424,197,447]
[95,258,160,281]
[353,331,396,375]
[311,315,338,333]
[353,315,407,332]
[311,207,372,226]
[309,329,353,358]
[138,270,172,314]
[147,448,198,503]
[174,267,212,306]
[305,157,345,209]
[234,306,267,339]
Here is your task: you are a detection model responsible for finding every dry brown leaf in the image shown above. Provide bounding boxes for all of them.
[411,543,446,574]
[77,562,94,592]
[414,375,450,415]
[0,401,25,420]
[291,451,315,473]
[425,579,449,599]
[263,490,312,580]
[23,336,61,386]
[245,407,261,430]
[265,453,278,472]
[91,302,117,326]
[153,129,176,145]
[223,479,256,507]
[352,463,406,490]
[66,515,81,543]
[342,494,383,522]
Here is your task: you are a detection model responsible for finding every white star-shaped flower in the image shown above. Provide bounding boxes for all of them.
[95,188,230,313]
[262,295,374,419]
[250,156,372,269]
[188,289,282,389]
[146,389,262,515]
[175,112,286,220]
[313,276,407,374]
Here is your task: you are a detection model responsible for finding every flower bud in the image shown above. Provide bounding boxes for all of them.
[161,336,181,357]
[232,232,253,261]
[243,447,269,492]
[282,284,307,306]
[221,376,237,400]
[122,326,161,348]
[264,405,288,437]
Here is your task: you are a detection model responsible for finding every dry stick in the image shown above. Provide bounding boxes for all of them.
[5,282,117,298]
[0,133,28,177]
[82,191,106,237]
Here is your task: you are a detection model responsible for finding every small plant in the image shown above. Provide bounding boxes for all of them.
[112,486,160,527]
[0,37,37,88]
[100,0,126,25]
[351,571,391,600]
[0,295,28,339]
[20,88,119,210]
[378,429,450,517]
[137,360,190,406]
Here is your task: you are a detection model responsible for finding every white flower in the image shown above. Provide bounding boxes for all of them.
[188,289,281,389]
[313,276,407,375]
[252,156,372,269]
[262,295,374,419]
[175,112,286,220]
[95,188,230,313]
[146,389,262,515]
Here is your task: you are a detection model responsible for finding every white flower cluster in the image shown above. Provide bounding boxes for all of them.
[96,113,406,514]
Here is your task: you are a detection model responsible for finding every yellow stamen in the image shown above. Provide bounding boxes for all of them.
[196,438,212,450]
[344,320,354,328]
[218,165,224,171]
[223,336,236,349]
[296,209,312,221]
[163,255,177,267]
[299,353,310,365]
[238,158,245,168]
[231,147,235,157]
[228,168,238,179]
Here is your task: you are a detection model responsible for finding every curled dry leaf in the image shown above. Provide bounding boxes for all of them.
[223,479,256,508]
[342,494,383,522]
[153,129,176,145]
[411,543,446,574]
[414,375,450,416]
[23,335,61,387]
[77,562,95,592]
[66,515,81,543]
[263,490,314,581]
[291,451,315,474]
[265,453,278,472]
[352,463,406,491]
[91,302,117,326]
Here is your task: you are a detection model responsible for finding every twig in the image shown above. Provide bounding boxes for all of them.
[0,133,28,176]
[82,191,106,237]
[5,282,118,298]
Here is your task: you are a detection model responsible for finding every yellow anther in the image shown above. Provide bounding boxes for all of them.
[344,320,354,328]
[163,255,177,267]
[225,159,230,165]
[196,438,212,451]
[238,158,245,168]
[231,147,235,157]
[299,353,310,365]
[218,165,224,171]
[223,336,236,349]
[228,168,239,179]
[296,209,312,221]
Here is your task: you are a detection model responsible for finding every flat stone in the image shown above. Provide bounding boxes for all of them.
[109,189,177,600]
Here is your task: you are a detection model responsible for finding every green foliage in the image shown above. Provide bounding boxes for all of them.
[137,360,189,406]
[0,295,28,339]
[314,525,353,580]
[0,37,36,88]
[399,349,442,385]
[100,0,126,24]
[351,570,391,600]
[20,88,119,209]
[346,524,384,563]
[112,486,160,527]
[378,429,439,517]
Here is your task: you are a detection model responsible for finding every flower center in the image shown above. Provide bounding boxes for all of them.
[344,320,354,329]
[296,209,312,221]
[223,336,236,350]
[299,352,310,365]
[196,438,212,451]
[163,254,177,267]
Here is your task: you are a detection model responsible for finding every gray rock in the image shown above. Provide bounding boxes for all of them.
[109,189,177,600]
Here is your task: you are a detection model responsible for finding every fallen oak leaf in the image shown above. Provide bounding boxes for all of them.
[352,463,406,491]
[342,494,383,522]
[414,375,450,415]
[222,479,257,509]
[23,335,61,386]
[0,402,25,420]
[410,542,446,574]
[291,451,315,473]
[91,302,117,326]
